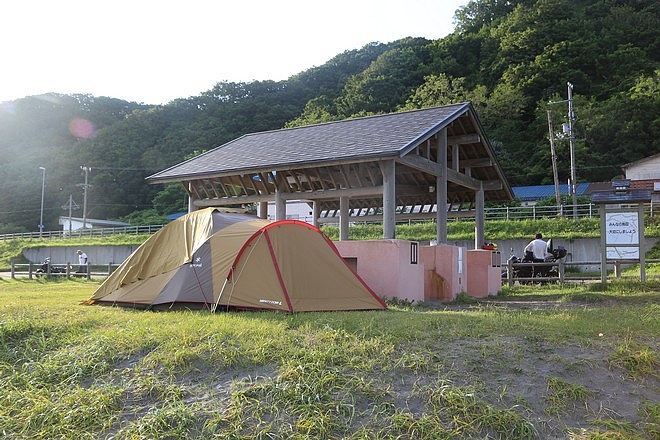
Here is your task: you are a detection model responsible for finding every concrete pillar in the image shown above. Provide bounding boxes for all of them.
[475,184,485,249]
[599,204,607,284]
[452,144,460,171]
[275,189,286,221]
[381,159,396,239]
[187,182,195,213]
[436,129,448,243]
[258,202,268,219]
[339,196,349,241]
[639,202,646,282]
[312,201,320,228]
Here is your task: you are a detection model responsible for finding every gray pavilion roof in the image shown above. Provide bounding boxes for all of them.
[147,103,471,182]
[146,103,514,213]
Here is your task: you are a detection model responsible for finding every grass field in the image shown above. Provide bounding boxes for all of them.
[0,278,658,439]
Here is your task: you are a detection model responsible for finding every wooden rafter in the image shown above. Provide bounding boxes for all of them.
[248,174,260,194]
[314,168,328,190]
[258,173,271,194]
[209,179,222,198]
[301,170,315,191]
[339,165,351,189]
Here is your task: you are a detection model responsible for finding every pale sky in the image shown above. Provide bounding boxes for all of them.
[1,0,468,105]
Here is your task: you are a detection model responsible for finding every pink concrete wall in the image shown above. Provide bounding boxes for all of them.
[466,249,502,297]
[419,244,467,301]
[333,239,425,302]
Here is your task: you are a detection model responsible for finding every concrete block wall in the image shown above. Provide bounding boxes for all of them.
[466,249,502,297]
[334,239,425,302]
[23,245,139,266]
[418,244,467,301]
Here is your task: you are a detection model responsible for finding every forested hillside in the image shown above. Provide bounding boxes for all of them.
[1,0,658,233]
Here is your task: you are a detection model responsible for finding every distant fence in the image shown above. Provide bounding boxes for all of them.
[318,203,656,226]
[502,258,660,285]
[483,203,598,221]
[8,262,121,279]
[8,258,658,283]
[0,202,656,241]
[0,224,164,241]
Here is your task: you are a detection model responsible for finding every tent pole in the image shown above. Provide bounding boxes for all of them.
[191,266,211,310]
[212,270,231,312]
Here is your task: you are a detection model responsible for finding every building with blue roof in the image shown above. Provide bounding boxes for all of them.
[513,183,591,205]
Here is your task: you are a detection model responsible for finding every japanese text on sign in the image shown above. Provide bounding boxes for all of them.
[605,212,639,245]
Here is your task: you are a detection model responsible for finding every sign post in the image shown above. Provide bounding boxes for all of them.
[593,180,650,284]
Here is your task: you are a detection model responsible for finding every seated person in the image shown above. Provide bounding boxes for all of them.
[524,233,549,262]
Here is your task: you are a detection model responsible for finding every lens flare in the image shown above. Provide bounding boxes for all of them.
[0,101,16,114]
[69,118,96,139]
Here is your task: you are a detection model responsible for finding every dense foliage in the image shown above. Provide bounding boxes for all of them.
[1,0,658,232]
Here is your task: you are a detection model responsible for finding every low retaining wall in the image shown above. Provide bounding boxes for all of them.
[23,245,140,266]
[23,237,660,271]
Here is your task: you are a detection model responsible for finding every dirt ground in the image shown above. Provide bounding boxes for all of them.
[175,299,658,439]
[433,336,658,438]
[409,299,660,438]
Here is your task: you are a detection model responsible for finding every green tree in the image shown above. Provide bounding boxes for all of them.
[152,184,189,216]
[401,73,487,110]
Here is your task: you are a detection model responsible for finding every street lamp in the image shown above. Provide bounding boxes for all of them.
[39,166,46,237]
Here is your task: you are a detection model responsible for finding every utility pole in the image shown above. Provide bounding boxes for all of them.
[548,82,578,219]
[61,194,79,237]
[79,166,91,231]
[567,82,578,219]
[547,110,562,215]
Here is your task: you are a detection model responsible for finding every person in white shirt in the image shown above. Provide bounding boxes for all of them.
[76,250,88,273]
[524,233,549,262]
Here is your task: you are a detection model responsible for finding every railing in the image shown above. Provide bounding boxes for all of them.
[0,224,164,241]
[483,203,598,221]
[0,202,655,241]
[503,258,660,285]
[8,262,121,279]
[323,202,655,226]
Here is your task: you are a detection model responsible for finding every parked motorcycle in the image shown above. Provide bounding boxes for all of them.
[503,239,567,283]
[35,257,67,276]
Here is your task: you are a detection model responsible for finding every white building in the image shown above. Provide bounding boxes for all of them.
[59,216,130,232]
[622,153,660,203]
[257,201,314,223]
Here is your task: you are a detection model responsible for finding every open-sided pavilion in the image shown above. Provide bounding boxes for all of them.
[147,102,513,248]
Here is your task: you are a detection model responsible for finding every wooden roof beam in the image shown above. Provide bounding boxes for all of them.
[446,133,480,145]
[398,156,481,190]
[449,158,493,168]
[192,185,387,207]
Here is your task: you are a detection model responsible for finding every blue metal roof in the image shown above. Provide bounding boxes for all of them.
[513,183,590,201]
[165,212,187,221]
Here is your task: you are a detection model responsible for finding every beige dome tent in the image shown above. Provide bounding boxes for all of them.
[85,208,386,312]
